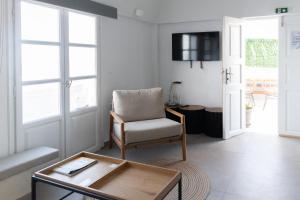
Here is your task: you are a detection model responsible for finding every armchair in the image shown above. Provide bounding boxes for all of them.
[109,88,187,160]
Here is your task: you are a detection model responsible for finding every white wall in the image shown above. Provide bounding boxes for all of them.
[158,0,300,23]
[158,20,223,107]
[100,16,159,142]
[93,0,161,23]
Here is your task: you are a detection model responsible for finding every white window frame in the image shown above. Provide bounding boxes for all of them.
[65,9,99,114]
[15,0,63,126]
[14,0,100,152]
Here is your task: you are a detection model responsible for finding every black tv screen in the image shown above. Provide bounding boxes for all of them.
[172,32,220,61]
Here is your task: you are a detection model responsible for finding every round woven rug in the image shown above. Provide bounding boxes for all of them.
[150,159,210,200]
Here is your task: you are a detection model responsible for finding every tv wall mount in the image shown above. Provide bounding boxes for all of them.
[189,60,204,69]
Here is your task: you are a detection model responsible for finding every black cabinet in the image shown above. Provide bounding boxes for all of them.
[166,105,223,137]
[204,108,223,138]
[179,106,205,134]
[166,105,205,134]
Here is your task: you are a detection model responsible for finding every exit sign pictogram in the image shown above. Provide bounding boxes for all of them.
[276,7,289,14]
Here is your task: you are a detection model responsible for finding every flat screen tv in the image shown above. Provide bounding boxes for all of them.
[172,32,220,61]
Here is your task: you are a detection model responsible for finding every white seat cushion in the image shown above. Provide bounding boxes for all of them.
[114,118,182,144]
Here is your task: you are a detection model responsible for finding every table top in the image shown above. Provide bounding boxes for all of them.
[180,105,205,111]
[205,108,223,113]
[35,152,181,200]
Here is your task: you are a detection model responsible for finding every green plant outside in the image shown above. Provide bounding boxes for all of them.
[246,104,253,110]
[246,39,279,68]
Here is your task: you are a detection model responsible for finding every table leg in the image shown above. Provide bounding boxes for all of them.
[59,191,74,200]
[178,178,182,200]
[31,177,37,200]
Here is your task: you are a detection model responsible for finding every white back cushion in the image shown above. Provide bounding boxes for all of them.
[113,88,166,122]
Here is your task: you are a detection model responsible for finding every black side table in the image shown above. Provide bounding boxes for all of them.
[204,108,223,138]
[179,105,205,134]
[166,105,205,134]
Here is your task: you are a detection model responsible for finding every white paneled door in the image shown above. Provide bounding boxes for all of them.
[65,11,99,156]
[279,15,300,137]
[222,17,246,139]
[16,0,100,157]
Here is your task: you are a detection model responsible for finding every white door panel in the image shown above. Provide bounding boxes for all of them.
[223,16,245,139]
[25,120,62,150]
[67,111,97,156]
[286,92,300,132]
[286,63,300,85]
[65,11,99,157]
[16,1,100,157]
[15,1,63,153]
[230,26,242,57]
[279,15,300,137]
[230,64,242,84]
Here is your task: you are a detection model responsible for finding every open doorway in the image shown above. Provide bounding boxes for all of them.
[244,17,279,134]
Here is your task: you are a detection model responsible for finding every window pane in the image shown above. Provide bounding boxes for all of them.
[21,1,59,42]
[69,47,96,77]
[23,83,61,123]
[183,50,190,60]
[70,79,97,111]
[183,35,190,49]
[22,44,60,81]
[69,12,96,45]
[191,35,198,49]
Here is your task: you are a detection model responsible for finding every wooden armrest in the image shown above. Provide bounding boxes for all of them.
[110,111,126,145]
[165,108,185,124]
[110,111,125,124]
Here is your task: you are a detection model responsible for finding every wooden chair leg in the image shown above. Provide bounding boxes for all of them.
[181,118,187,161]
[181,134,187,161]
[121,146,126,160]
[120,123,126,159]
[109,133,113,149]
[109,114,114,149]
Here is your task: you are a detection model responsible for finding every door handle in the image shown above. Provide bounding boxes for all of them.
[225,68,233,84]
[65,80,73,88]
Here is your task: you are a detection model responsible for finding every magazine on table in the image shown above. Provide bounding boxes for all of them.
[53,157,97,177]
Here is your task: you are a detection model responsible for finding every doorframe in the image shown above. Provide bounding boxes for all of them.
[63,8,101,156]
[13,0,102,156]
[242,15,280,135]
[14,0,65,153]
[277,14,300,138]
[4,0,17,155]
[222,15,283,138]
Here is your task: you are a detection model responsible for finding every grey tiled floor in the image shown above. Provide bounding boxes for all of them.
[32,132,300,200]
[100,133,300,200]
[192,133,300,200]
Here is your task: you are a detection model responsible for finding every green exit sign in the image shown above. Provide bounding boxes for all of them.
[276,7,289,14]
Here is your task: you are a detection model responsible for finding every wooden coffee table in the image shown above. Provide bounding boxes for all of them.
[32,152,182,200]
